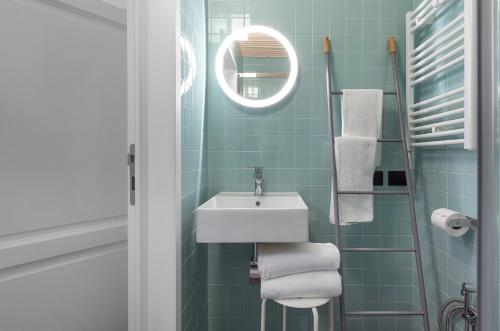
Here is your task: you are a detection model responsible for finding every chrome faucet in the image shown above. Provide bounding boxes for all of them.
[252,167,263,195]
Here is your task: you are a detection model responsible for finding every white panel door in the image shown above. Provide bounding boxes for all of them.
[0,0,127,330]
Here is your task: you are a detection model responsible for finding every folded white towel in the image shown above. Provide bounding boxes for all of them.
[259,243,340,280]
[330,136,378,225]
[341,89,383,165]
[261,271,342,299]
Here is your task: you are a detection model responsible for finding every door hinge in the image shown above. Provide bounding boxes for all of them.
[128,144,135,205]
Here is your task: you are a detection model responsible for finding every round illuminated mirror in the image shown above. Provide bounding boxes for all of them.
[215,26,298,108]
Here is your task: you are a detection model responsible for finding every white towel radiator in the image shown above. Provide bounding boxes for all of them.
[406,0,477,149]
[323,36,431,331]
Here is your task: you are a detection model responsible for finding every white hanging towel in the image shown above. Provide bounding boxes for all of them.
[341,89,384,165]
[329,136,378,225]
[258,243,340,280]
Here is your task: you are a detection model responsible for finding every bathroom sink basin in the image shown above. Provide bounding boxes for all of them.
[195,192,309,243]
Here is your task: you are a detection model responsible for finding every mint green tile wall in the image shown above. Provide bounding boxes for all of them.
[411,1,478,330]
[206,1,416,330]
[413,147,477,331]
[181,0,208,330]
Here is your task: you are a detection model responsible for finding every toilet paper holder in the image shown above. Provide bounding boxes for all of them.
[448,215,478,229]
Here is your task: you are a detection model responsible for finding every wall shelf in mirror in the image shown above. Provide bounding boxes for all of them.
[238,72,289,78]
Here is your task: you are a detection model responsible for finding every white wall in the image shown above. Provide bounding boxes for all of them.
[101,0,127,9]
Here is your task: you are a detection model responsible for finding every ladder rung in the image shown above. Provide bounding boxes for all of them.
[342,248,416,253]
[331,91,397,96]
[337,191,409,195]
[345,311,424,317]
[377,139,402,143]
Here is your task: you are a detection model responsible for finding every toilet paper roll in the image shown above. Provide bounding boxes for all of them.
[431,208,470,237]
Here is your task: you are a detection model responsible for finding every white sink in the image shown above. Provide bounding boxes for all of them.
[195,192,309,243]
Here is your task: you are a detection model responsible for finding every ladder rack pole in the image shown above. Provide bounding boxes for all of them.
[323,36,347,331]
[389,36,431,331]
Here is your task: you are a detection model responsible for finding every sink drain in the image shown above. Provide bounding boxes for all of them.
[255,201,261,206]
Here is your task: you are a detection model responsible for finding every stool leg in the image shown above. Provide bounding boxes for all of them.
[312,307,319,331]
[282,305,287,331]
[261,299,267,331]
[329,299,334,331]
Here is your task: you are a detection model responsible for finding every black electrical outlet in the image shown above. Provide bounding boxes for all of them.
[373,171,383,186]
[388,171,407,186]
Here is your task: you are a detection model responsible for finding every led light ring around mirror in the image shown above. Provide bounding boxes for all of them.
[215,26,298,109]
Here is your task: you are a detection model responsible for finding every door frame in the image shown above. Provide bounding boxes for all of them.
[477,0,499,330]
[127,0,181,330]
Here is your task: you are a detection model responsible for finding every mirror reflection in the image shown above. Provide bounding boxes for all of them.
[221,31,290,100]
[180,36,196,96]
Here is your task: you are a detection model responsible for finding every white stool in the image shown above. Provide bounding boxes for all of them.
[260,297,334,331]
